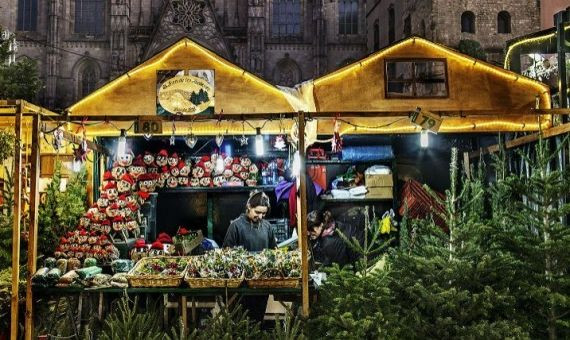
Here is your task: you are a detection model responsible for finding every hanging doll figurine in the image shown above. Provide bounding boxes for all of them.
[104,181,119,201]
[117,150,134,167]
[167,152,180,167]
[331,117,343,154]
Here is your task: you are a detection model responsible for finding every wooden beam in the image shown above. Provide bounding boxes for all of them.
[298,111,310,317]
[25,114,41,340]
[10,108,23,340]
[469,123,570,159]
[41,123,110,155]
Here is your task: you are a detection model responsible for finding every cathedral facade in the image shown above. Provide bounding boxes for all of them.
[0,0,367,110]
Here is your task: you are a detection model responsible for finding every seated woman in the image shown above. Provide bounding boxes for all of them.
[307,210,361,268]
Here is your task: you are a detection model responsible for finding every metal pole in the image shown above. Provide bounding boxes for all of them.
[25,113,41,340]
[555,9,568,118]
[10,105,23,339]
[297,111,310,317]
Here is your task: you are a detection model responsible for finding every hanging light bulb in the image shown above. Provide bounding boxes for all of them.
[117,129,127,157]
[255,127,264,156]
[420,130,429,148]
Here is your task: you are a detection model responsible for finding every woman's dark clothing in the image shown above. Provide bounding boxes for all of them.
[312,221,362,267]
[223,214,277,251]
[222,213,276,324]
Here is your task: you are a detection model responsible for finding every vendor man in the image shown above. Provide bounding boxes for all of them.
[223,190,277,251]
[223,190,277,324]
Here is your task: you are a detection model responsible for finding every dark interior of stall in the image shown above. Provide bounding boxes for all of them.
[98,132,499,246]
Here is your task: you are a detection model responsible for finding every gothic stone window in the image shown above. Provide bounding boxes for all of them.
[388,5,395,44]
[497,11,511,34]
[339,0,358,35]
[272,0,302,38]
[17,0,37,31]
[385,59,448,98]
[78,63,98,98]
[75,0,105,35]
[461,11,475,33]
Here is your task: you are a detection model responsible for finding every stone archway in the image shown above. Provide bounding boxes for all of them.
[272,53,302,87]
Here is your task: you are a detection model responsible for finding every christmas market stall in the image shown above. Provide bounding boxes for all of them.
[19,37,314,339]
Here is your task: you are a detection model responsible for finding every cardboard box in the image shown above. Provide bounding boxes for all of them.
[366,186,393,199]
[365,173,393,187]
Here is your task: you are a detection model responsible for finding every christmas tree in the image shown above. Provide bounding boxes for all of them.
[490,137,570,339]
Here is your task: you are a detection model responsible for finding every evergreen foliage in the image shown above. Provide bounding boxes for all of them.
[490,138,570,339]
[38,161,87,256]
[99,295,163,340]
[0,28,42,101]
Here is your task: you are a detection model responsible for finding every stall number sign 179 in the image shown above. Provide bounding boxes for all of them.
[410,110,442,133]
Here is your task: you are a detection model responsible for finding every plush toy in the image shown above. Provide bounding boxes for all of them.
[192,163,205,178]
[78,229,88,244]
[101,219,111,234]
[104,182,119,200]
[246,178,258,187]
[223,168,233,178]
[138,173,156,192]
[199,177,212,187]
[155,149,168,167]
[177,176,189,187]
[240,156,252,168]
[128,156,147,179]
[118,174,135,193]
[166,176,178,188]
[96,193,109,209]
[224,156,233,168]
[112,216,125,232]
[149,241,165,256]
[249,163,259,174]
[228,176,244,186]
[103,170,114,183]
[190,177,200,187]
[231,160,243,174]
[143,151,155,166]
[179,160,191,177]
[125,218,139,232]
[111,162,126,180]
[117,150,134,167]
[213,176,226,187]
[239,171,249,181]
[106,202,119,218]
[79,214,91,229]
[170,164,180,177]
[130,238,148,262]
[167,152,180,167]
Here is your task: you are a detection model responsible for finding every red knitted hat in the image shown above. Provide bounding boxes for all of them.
[151,240,164,250]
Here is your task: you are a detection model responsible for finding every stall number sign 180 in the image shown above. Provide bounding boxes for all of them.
[410,110,442,133]
[135,118,163,134]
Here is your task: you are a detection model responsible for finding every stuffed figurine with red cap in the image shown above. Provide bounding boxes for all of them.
[125,218,139,232]
[106,202,119,218]
[157,232,173,244]
[112,216,125,232]
[178,160,191,177]
[213,176,226,187]
[111,162,127,180]
[128,155,147,179]
[138,173,156,192]
[231,158,243,174]
[249,163,259,175]
[240,156,252,168]
[104,181,119,201]
[167,152,179,167]
[103,170,114,183]
[190,177,200,187]
[177,176,189,187]
[130,238,148,262]
[101,219,111,234]
[96,193,109,209]
[156,149,168,167]
[149,240,165,256]
[192,162,205,178]
[170,163,180,177]
[143,151,155,166]
[118,173,135,193]
[117,150,134,167]
[200,155,213,176]
[166,176,178,188]
[199,177,212,187]
[79,214,91,228]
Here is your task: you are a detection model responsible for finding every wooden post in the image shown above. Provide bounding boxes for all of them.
[25,113,41,340]
[11,107,23,339]
[297,111,310,317]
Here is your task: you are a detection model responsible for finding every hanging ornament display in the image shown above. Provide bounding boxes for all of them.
[52,127,64,151]
[215,133,224,147]
[274,135,286,151]
[184,120,197,148]
[331,116,343,153]
[143,133,152,141]
[237,121,248,146]
[170,121,176,146]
